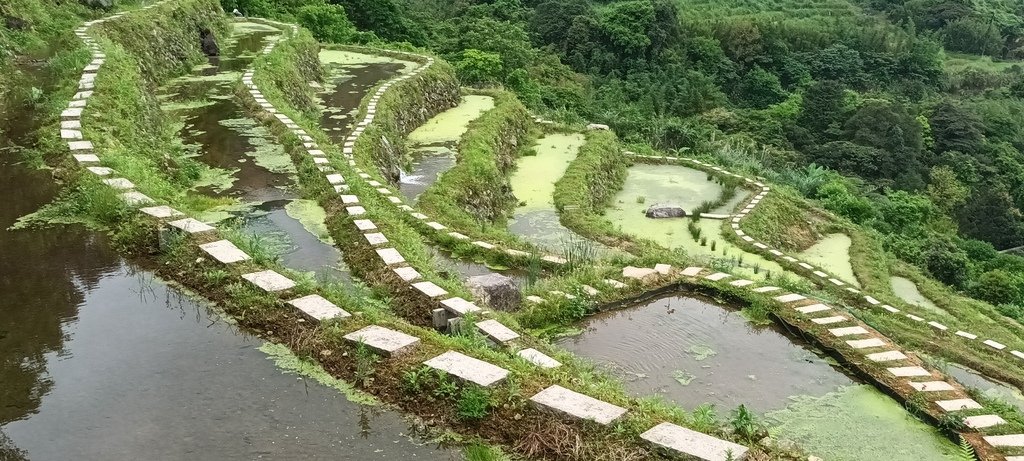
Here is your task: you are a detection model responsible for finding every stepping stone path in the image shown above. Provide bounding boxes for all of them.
[475,319,520,344]
[423,351,509,387]
[517,348,561,368]
[288,294,350,321]
[199,240,250,264]
[241,270,296,293]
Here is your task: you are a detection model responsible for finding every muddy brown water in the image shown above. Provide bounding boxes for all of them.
[161,24,349,283]
[0,30,455,461]
[557,294,855,413]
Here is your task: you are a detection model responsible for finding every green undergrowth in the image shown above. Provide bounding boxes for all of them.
[246,23,323,115]
[418,89,532,234]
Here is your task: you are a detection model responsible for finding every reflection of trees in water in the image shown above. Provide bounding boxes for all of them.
[0,429,28,461]
[0,151,120,425]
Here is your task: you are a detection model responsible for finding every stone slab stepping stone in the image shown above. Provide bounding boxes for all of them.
[340,195,358,204]
[641,422,749,461]
[984,339,1006,350]
[425,222,447,231]
[345,206,365,216]
[242,270,295,292]
[61,108,83,119]
[866,351,908,362]
[448,232,469,240]
[530,385,627,425]
[353,219,376,231]
[393,266,421,282]
[582,285,600,296]
[811,316,846,325]
[887,366,930,377]
[440,297,481,316]
[424,351,509,387]
[412,281,448,298]
[928,321,948,331]
[906,314,924,322]
[623,266,658,282]
[775,293,806,303]
[506,248,528,257]
[730,279,754,287]
[475,319,520,343]
[199,240,251,264]
[363,232,388,246]
[525,295,545,303]
[472,241,495,250]
[344,325,419,357]
[753,286,780,293]
[1006,457,1024,461]
[908,381,955,392]
[706,272,730,281]
[119,191,154,206]
[829,326,868,337]
[87,166,114,176]
[796,303,830,314]
[681,267,703,277]
[68,140,93,152]
[983,434,1024,447]
[375,248,405,265]
[288,294,350,321]
[517,348,561,368]
[956,331,978,340]
[541,255,567,265]
[604,279,626,289]
[846,338,886,349]
[864,296,881,305]
[166,218,215,234]
[102,178,134,190]
[964,415,1006,429]
[882,305,900,313]
[61,120,82,129]
[936,398,982,411]
[654,263,672,275]
[140,205,183,219]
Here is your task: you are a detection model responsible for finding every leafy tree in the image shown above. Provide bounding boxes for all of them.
[924,237,971,287]
[598,0,655,52]
[943,17,1005,56]
[455,49,503,85]
[809,44,865,87]
[297,4,355,43]
[958,181,1024,249]
[878,190,935,233]
[817,179,877,223]
[971,269,1022,305]
[927,165,970,215]
[733,66,787,108]
[796,80,846,143]
[331,0,424,44]
[928,100,985,157]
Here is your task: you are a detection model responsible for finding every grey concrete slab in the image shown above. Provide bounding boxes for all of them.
[517,348,561,368]
[412,281,448,298]
[423,351,509,387]
[475,320,520,343]
[887,366,930,377]
[440,297,481,316]
[288,294,351,321]
[530,385,627,425]
[846,338,887,349]
[641,422,748,461]
[936,398,983,411]
[375,248,405,265]
[199,240,251,264]
[139,205,183,219]
[344,325,419,356]
[908,381,955,392]
[166,218,215,234]
[241,270,296,292]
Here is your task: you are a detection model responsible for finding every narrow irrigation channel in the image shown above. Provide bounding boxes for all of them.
[558,293,962,460]
[0,59,452,460]
[160,21,348,282]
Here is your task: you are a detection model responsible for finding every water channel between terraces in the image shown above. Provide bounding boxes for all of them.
[316,52,527,285]
[0,43,455,459]
[160,22,349,283]
[558,294,960,460]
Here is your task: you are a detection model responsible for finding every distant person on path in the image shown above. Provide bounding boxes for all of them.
[232,8,243,17]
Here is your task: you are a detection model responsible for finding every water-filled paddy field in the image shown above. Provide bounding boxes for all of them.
[797,233,860,287]
[558,294,960,460]
[604,163,784,280]
[160,23,348,282]
[400,95,494,200]
[890,276,943,313]
[508,133,603,253]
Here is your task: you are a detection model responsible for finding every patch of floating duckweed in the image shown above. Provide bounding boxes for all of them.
[766,385,958,461]
[672,370,696,386]
[218,118,295,174]
[162,98,219,112]
[192,164,237,193]
[196,201,255,223]
[890,276,942,313]
[284,199,334,245]
[510,133,586,211]
[688,344,717,361]
[407,95,496,146]
[611,163,724,211]
[259,342,378,406]
[319,49,418,72]
[797,233,860,287]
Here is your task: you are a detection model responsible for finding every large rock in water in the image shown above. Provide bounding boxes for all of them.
[467,273,521,312]
[645,204,686,219]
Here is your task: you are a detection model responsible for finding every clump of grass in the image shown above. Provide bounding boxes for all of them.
[700,236,708,246]
[563,235,597,271]
[353,341,378,387]
[693,200,715,215]
[457,387,493,420]
[635,195,646,204]
[688,221,702,240]
[711,240,717,251]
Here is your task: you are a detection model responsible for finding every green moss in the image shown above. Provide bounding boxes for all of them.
[407,95,495,146]
[259,342,379,406]
[797,233,859,286]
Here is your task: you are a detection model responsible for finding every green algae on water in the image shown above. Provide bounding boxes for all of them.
[797,233,860,287]
[284,199,334,245]
[219,118,296,175]
[319,49,418,73]
[510,133,585,211]
[767,385,959,461]
[890,276,943,313]
[407,95,495,146]
[259,342,379,406]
